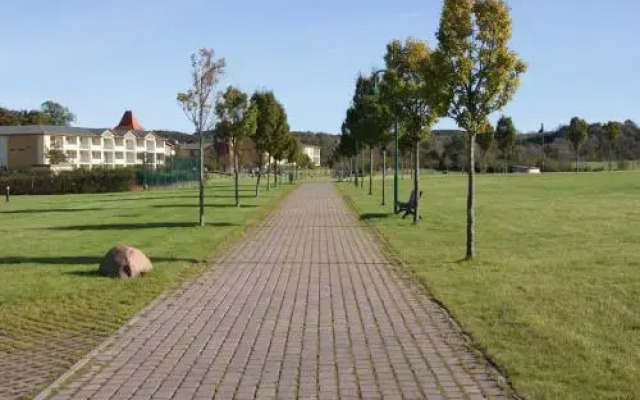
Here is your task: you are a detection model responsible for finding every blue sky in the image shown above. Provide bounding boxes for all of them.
[1,0,638,134]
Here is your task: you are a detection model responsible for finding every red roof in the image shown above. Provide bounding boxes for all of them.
[114,110,144,130]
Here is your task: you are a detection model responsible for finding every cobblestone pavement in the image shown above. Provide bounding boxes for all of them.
[39,184,511,400]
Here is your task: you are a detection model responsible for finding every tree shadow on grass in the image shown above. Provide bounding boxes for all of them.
[360,213,393,221]
[47,222,237,231]
[152,204,258,209]
[0,208,106,214]
[100,195,197,202]
[0,256,200,266]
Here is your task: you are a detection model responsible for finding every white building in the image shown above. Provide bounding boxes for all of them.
[302,144,321,167]
[0,111,173,170]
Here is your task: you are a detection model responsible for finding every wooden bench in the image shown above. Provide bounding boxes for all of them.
[397,190,422,219]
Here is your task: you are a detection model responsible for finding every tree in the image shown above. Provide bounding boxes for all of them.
[251,91,285,196]
[46,148,68,165]
[495,116,517,172]
[286,135,302,182]
[41,101,76,126]
[177,48,226,226]
[604,121,622,171]
[382,38,449,223]
[568,117,588,173]
[437,0,527,259]
[475,125,495,172]
[215,86,257,208]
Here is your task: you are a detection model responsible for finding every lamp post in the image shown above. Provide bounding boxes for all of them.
[371,69,399,214]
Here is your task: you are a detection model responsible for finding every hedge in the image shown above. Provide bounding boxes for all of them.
[0,168,138,195]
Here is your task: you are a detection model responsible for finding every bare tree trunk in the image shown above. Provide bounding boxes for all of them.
[235,160,240,208]
[609,142,613,171]
[274,160,278,186]
[255,157,262,198]
[369,146,373,196]
[410,151,414,181]
[360,150,364,189]
[466,132,476,260]
[576,148,579,173]
[381,149,386,206]
[267,158,271,191]
[199,131,205,227]
[354,156,359,187]
[413,141,420,225]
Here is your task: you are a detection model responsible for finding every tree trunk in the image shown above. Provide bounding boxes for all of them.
[274,160,278,186]
[360,150,364,189]
[354,156,359,187]
[410,151,414,181]
[466,132,476,260]
[381,149,386,206]
[198,131,205,227]
[255,159,262,198]
[267,158,271,191]
[369,146,373,196]
[235,169,240,207]
[576,147,579,173]
[413,141,420,224]
[609,142,613,171]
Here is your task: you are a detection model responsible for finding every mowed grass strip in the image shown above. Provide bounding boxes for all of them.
[0,178,291,396]
[338,172,640,400]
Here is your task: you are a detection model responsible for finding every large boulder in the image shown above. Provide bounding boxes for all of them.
[99,245,152,278]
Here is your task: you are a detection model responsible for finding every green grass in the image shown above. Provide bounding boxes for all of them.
[0,179,291,372]
[338,172,640,400]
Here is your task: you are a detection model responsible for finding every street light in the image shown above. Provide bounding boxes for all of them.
[371,69,400,214]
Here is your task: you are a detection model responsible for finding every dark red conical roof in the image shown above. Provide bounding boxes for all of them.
[114,110,144,130]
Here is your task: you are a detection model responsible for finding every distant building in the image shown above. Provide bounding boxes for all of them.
[0,111,173,170]
[512,165,541,174]
[302,144,321,166]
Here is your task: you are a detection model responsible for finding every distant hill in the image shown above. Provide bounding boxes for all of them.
[154,130,195,143]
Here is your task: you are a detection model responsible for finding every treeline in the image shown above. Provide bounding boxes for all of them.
[410,118,640,173]
[0,101,76,126]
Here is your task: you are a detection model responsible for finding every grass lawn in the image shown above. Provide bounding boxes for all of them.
[338,172,640,400]
[0,178,292,397]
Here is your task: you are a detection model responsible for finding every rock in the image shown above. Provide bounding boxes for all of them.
[99,245,152,278]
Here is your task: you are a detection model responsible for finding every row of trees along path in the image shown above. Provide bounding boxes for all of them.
[177,49,309,225]
[337,0,527,260]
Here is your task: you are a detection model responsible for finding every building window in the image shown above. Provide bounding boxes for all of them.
[126,140,134,150]
[126,152,135,163]
[66,150,77,159]
[92,151,101,160]
[137,139,145,147]
[115,138,124,147]
[115,152,124,160]
[92,137,101,146]
[66,136,77,145]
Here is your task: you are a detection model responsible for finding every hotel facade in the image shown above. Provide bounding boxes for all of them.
[0,111,173,170]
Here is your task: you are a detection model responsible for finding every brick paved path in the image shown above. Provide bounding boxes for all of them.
[40,184,511,400]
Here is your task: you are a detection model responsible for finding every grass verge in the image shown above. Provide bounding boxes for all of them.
[0,178,294,399]
[337,172,640,400]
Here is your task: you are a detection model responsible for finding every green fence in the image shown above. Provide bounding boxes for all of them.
[138,157,200,188]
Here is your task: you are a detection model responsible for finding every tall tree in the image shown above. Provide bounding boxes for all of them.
[495,116,517,172]
[568,117,588,173]
[177,48,226,226]
[40,101,76,126]
[382,38,449,223]
[438,0,527,259]
[286,135,302,182]
[215,86,257,207]
[251,91,286,195]
[475,125,495,173]
[604,121,622,171]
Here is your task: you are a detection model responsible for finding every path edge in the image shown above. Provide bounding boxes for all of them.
[336,182,525,400]
[33,183,300,400]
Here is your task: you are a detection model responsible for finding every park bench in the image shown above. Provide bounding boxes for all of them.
[398,190,422,219]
